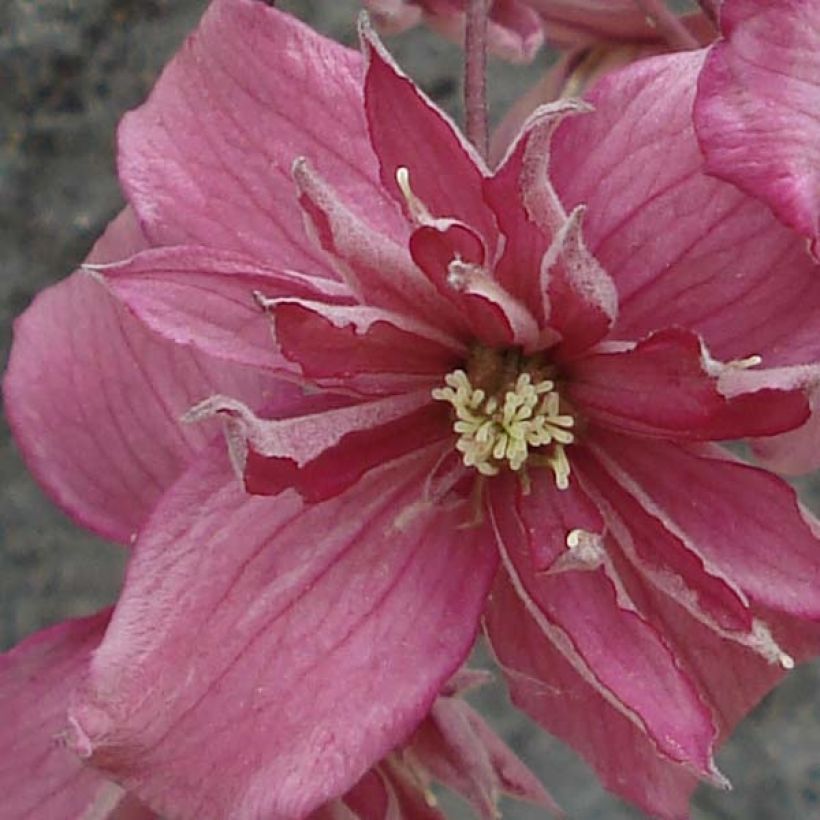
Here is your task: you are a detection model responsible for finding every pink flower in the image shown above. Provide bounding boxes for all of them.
[4,1,820,818]
[363,0,544,62]
[364,0,713,60]
[525,0,710,48]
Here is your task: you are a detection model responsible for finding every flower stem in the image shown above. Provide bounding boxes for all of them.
[632,0,700,50]
[464,0,490,160]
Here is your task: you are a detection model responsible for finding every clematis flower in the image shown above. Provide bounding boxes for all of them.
[363,0,544,63]
[5,1,820,818]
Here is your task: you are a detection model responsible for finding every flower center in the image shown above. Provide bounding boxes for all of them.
[433,349,575,488]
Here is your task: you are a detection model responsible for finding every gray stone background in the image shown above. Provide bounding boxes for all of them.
[1,1,819,818]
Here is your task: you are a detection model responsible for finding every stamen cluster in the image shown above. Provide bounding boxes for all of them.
[433,368,575,487]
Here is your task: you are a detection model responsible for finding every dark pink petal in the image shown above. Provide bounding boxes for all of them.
[540,206,618,359]
[239,401,451,503]
[551,51,820,367]
[508,463,604,572]
[334,769,394,820]
[361,20,497,243]
[705,361,820,474]
[409,223,540,349]
[3,211,278,544]
[574,447,783,661]
[486,573,701,819]
[484,100,590,319]
[595,541,820,811]
[567,328,810,440]
[271,297,464,391]
[486,102,617,355]
[99,245,352,372]
[695,0,820,243]
[293,158,461,329]
[119,0,404,269]
[242,419,445,502]
[589,432,820,618]
[70,445,498,819]
[488,473,719,778]
[0,611,153,820]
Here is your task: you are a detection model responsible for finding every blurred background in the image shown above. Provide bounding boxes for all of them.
[1,1,819,817]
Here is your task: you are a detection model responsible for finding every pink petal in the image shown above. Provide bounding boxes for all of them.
[409,696,558,817]
[456,704,559,813]
[485,0,545,63]
[270,297,464,391]
[694,0,820,243]
[70,445,498,819]
[364,0,424,35]
[551,50,820,367]
[0,611,154,820]
[568,328,810,440]
[119,0,404,269]
[361,20,497,244]
[98,245,352,372]
[3,211,277,544]
[751,379,820,474]
[488,473,719,778]
[486,573,700,820]
[589,432,820,618]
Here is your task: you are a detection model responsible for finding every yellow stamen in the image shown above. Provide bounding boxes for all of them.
[433,368,575,488]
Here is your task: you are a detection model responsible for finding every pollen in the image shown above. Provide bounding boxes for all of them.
[433,368,575,488]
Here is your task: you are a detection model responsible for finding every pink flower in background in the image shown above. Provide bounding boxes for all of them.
[4,1,820,818]
[364,0,713,61]
[524,0,708,48]
[364,0,544,62]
